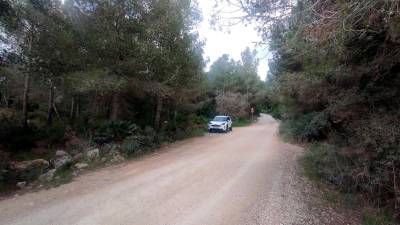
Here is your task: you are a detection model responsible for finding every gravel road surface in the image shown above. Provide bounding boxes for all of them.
[0,114,359,225]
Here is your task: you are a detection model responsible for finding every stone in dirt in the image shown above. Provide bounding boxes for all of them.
[74,163,89,170]
[111,155,125,163]
[108,150,125,163]
[55,150,69,157]
[86,149,100,161]
[73,153,84,162]
[12,159,50,181]
[16,181,26,189]
[39,169,56,182]
[13,159,50,172]
[51,150,73,170]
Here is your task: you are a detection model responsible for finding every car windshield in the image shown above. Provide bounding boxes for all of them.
[213,116,228,122]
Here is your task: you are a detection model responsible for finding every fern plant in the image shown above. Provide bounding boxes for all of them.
[94,121,139,144]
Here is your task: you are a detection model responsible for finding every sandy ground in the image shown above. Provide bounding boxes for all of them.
[0,114,360,225]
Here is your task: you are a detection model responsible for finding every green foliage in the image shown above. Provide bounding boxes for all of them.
[69,69,126,94]
[0,152,16,193]
[190,115,209,126]
[174,128,205,141]
[216,92,249,119]
[279,112,329,142]
[121,134,157,156]
[0,0,207,143]
[232,118,252,127]
[265,103,282,120]
[0,117,36,151]
[42,167,74,188]
[0,112,66,152]
[142,126,157,147]
[121,135,144,156]
[121,126,159,156]
[323,191,339,205]
[207,49,268,119]
[0,152,9,182]
[245,0,400,214]
[71,113,107,138]
[301,144,354,190]
[362,209,399,225]
[94,121,139,144]
[40,123,67,147]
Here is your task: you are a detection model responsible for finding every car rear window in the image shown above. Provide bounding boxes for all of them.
[213,116,228,121]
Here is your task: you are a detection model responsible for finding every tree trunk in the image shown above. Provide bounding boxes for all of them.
[222,80,225,114]
[173,109,178,131]
[1,91,8,107]
[110,93,120,121]
[22,73,30,128]
[154,96,163,131]
[47,80,55,126]
[76,96,80,118]
[70,96,75,119]
[22,27,34,128]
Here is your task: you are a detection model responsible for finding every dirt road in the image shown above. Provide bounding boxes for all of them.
[0,115,358,225]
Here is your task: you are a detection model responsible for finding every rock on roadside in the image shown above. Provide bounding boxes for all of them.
[11,159,50,181]
[110,154,125,163]
[13,159,50,172]
[108,149,125,163]
[39,169,56,183]
[86,149,100,161]
[74,163,89,170]
[16,181,26,189]
[73,153,84,162]
[50,150,73,170]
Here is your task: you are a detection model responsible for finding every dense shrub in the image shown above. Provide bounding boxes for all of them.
[0,152,10,183]
[262,0,400,215]
[232,118,252,127]
[216,92,249,119]
[280,112,329,142]
[121,135,146,155]
[94,120,139,144]
[120,126,159,156]
[39,123,67,147]
[301,144,354,190]
[0,116,36,151]
[142,126,157,147]
[174,128,204,140]
[266,103,282,120]
[190,115,208,128]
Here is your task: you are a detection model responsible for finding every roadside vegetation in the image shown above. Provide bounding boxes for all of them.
[220,0,400,221]
[0,0,267,195]
[232,118,253,127]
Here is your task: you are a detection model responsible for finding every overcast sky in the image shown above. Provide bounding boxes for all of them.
[196,0,270,80]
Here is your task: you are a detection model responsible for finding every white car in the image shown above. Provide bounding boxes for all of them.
[208,116,233,133]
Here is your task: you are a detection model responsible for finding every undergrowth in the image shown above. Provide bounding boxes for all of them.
[300,143,400,225]
[232,118,252,127]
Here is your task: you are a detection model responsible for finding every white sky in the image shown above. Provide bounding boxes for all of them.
[196,0,270,80]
